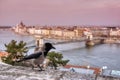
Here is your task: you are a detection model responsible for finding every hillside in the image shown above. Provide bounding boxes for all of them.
[0,62,95,80]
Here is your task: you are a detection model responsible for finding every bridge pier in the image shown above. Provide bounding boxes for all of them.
[86,40,94,47]
[85,34,105,47]
[86,39,105,47]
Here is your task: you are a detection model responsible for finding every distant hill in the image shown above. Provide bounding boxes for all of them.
[0,26,11,28]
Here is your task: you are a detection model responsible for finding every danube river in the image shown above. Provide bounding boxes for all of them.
[0,30,120,70]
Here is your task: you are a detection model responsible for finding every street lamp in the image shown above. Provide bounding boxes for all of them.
[101,66,107,77]
[102,66,107,70]
[87,65,90,75]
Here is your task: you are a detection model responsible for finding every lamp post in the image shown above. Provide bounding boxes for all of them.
[87,65,90,69]
[101,66,107,77]
[87,65,90,75]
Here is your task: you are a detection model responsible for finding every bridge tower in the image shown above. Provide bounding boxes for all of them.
[86,33,93,41]
[34,35,44,51]
[86,33,94,46]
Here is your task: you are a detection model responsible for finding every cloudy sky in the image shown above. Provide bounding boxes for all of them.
[0,0,120,26]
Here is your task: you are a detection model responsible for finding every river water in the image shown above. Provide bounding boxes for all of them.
[0,30,120,70]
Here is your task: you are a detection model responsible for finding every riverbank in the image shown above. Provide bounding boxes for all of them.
[104,38,120,44]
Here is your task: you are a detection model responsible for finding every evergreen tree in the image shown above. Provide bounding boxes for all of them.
[2,40,28,65]
[47,51,69,70]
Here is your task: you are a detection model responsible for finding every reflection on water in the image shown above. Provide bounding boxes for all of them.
[0,30,120,70]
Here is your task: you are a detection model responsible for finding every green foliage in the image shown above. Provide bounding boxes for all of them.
[2,40,28,65]
[47,51,69,70]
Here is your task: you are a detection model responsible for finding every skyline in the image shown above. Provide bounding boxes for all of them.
[0,0,120,26]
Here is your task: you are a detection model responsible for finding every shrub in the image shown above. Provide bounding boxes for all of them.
[47,51,69,70]
[2,40,28,65]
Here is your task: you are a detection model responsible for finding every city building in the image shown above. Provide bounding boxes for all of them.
[13,22,27,34]
[109,29,120,37]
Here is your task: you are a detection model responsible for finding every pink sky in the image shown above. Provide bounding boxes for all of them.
[0,0,120,26]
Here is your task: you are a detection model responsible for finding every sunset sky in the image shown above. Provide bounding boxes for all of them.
[0,0,120,26]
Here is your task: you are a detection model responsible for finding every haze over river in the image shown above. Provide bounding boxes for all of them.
[0,30,120,70]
